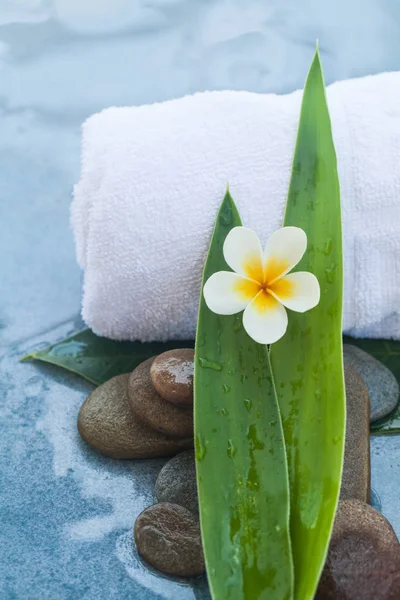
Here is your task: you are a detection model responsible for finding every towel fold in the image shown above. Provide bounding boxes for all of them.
[72,72,400,342]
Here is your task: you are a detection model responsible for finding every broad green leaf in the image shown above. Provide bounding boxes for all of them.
[270,50,345,599]
[343,336,400,434]
[21,329,193,385]
[194,191,293,600]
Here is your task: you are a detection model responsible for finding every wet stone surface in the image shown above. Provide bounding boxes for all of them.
[316,499,400,600]
[155,450,198,514]
[78,374,192,458]
[128,358,194,438]
[150,349,194,406]
[340,365,371,503]
[134,502,205,577]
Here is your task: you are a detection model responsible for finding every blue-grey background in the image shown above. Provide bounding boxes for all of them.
[0,2,399,598]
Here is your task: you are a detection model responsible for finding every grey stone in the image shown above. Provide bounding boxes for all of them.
[155,450,198,514]
[134,502,205,577]
[78,374,192,459]
[344,345,399,422]
[128,358,194,438]
[340,365,370,503]
[316,499,400,600]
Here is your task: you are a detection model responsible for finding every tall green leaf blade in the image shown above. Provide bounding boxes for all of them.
[21,329,193,385]
[194,191,293,600]
[270,50,346,599]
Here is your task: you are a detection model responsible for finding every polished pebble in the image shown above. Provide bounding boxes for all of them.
[340,365,371,503]
[78,374,192,459]
[150,349,194,406]
[134,502,205,577]
[155,450,198,514]
[316,499,400,600]
[128,358,193,438]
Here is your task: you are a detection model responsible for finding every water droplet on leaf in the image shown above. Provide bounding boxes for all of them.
[227,439,237,458]
[195,435,207,461]
[198,357,223,371]
[323,238,333,255]
[244,398,252,412]
[219,206,233,226]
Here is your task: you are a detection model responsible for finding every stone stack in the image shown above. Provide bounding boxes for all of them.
[77,345,400,593]
[78,349,195,459]
[78,348,205,577]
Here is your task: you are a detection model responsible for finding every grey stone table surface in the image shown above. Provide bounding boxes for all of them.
[1,4,400,599]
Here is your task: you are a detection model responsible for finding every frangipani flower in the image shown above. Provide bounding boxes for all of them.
[203,226,320,345]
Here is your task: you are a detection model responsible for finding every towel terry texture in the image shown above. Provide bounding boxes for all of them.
[72,72,400,342]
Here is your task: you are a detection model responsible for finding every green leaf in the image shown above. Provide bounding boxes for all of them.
[269,50,346,600]
[21,329,193,386]
[194,191,293,600]
[343,336,400,434]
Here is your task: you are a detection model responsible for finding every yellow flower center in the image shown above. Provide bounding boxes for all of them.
[235,255,295,310]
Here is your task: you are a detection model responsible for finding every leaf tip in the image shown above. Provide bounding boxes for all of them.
[222,185,234,208]
[304,42,325,91]
[223,183,235,208]
[19,353,33,363]
[312,43,322,69]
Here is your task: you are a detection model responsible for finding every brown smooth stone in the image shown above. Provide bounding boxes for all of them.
[134,502,205,577]
[340,365,371,503]
[316,499,400,600]
[150,349,194,406]
[128,358,193,438]
[78,374,192,459]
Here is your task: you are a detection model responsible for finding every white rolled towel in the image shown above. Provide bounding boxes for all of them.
[72,72,400,342]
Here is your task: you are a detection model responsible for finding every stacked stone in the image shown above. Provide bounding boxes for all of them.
[78,349,195,459]
[130,350,205,577]
[78,348,205,577]
[77,345,400,594]
[146,348,400,595]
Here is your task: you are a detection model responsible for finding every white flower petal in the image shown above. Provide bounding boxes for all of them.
[242,290,288,344]
[268,272,320,313]
[263,226,307,283]
[223,226,264,282]
[203,271,261,316]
